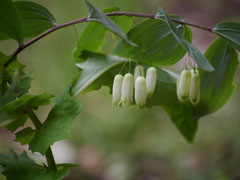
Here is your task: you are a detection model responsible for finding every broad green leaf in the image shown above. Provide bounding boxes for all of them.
[0,93,53,130]
[15,127,36,145]
[14,1,56,38]
[0,152,78,180]
[213,21,240,51]
[73,7,132,62]
[114,17,192,66]
[29,87,82,155]
[71,51,126,96]
[155,8,214,71]
[84,0,136,47]
[0,0,24,44]
[196,38,239,116]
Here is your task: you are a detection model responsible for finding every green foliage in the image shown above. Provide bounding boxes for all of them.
[196,38,239,115]
[84,0,136,47]
[0,93,53,130]
[14,1,56,38]
[114,16,192,66]
[0,0,24,45]
[29,87,82,155]
[0,152,78,180]
[156,8,214,71]
[213,21,240,51]
[0,0,56,43]
[73,7,132,62]
[15,127,35,145]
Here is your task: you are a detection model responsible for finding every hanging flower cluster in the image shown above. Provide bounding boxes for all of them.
[112,65,157,109]
[177,69,200,105]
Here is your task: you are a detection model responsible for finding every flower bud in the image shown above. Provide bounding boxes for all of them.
[121,73,134,106]
[190,69,200,105]
[134,65,144,84]
[135,77,147,109]
[178,69,191,99]
[112,74,123,106]
[146,67,157,98]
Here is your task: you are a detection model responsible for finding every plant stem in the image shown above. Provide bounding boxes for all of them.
[25,108,57,171]
[5,11,213,67]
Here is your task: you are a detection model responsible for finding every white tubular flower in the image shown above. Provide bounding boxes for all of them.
[176,76,184,103]
[146,67,157,98]
[135,77,147,109]
[178,69,191,100]
[134,65,144,84]
[121,73,134,106]
[190,69,200,105]
[112,74,123,106]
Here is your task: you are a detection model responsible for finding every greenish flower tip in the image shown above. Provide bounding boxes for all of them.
[135,76,147,109]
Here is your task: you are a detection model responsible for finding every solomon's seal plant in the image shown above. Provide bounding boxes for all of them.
[0,0,239,179]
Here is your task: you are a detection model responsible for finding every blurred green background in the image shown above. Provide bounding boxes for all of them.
[1,0,240,179]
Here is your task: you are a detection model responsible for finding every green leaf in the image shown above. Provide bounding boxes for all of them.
[29,87,82,155]
[15,127,36,145]
[196,38,239,116]
[0,0,24,44]
[0,152,78,180]
[113,17,192,66]
[0,93,53,130]
[84,0,136,47]
[71,51,126,96]
[213,21,240,51]
[73,6,132,62]
[0,52,32,106]
[14,1,56,38]
[155,8,214,71]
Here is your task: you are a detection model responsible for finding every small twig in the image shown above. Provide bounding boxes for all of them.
[4,12,212,67]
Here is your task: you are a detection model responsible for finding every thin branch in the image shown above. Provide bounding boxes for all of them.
[4,11,212,66]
